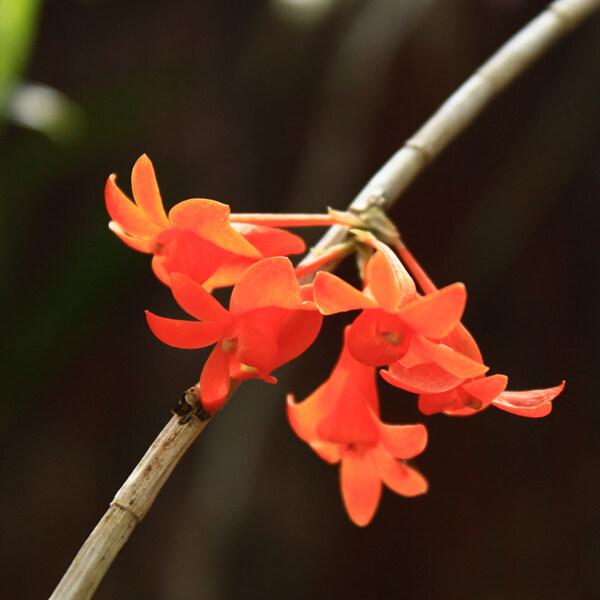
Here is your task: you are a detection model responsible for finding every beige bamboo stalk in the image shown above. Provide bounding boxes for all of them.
[48,392,213,600]
[49,1,600,598]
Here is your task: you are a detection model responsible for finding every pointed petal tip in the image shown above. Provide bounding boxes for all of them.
[492,380,564,418]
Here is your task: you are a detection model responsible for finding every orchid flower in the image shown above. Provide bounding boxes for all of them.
[382,322,565,417]
[385,244,565,417]
[146,257,322,413]
[313,237,487,379]
[105,155,305,288]
[287,329,428,526]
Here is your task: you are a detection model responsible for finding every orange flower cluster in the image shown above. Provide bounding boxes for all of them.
[107,155,564,526]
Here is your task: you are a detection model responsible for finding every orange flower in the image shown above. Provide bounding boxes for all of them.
[146,257,322,414]
[313,240,487,379]
[105,155,305,288]
[287,329,428,526]
[382,323,565,417]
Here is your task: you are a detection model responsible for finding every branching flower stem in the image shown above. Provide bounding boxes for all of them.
[300,0,600,267]
[49,1,599,598]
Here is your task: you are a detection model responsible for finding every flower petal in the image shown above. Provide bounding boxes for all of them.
[231,223,305,256]
[161,231,232,286]
[169,199,260,258]
[340,452,382,527]
[313,272,376,315]
[108,221,152,253]
[377,423,427,459]
[380,361,464,394]
[201,258,255,292]
[287,375,344,443]
[130,155,169,228]
[418,391,458,415]
[199,345,232,414]
[373,448,428,497]
[235,309,282,374]
[365,249,416,312]
[444,323,483,362]
[397,283,466,339]
[151,256,171,286]
[229,257,302,313]
[275,308,323,367]
[170,273,230,322]
[462,374,508,407]
[492,381,565,418]
[145,312,224,349]
[316,385,380,446]
[105,175,162,239]
[309,441,340,464]
[411,336,488,378]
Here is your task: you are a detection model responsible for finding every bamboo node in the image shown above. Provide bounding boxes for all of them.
[109,501,143,524]
[404,140,433,166]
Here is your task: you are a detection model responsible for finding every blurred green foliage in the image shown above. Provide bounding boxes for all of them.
[0,0,43,113]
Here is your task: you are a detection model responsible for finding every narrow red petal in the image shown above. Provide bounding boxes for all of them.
[105,175,162,239]
[170,273,230,322]
[380,361,464,394]
[377,423,427,459]
[229,257,302,313]
[398,283,466,339]
[373,448,428,497]
[130,155,169,227]
[340,452,382,527]
[199,346,232,414]
[313,272,376,315]
[492,381,565,418]
[145,312,224,349]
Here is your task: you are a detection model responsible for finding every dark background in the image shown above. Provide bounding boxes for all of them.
[1,1,599,598]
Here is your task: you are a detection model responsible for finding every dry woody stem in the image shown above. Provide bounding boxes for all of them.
[49,414,210,600]
[301,0,600,262]
[49,0,600,598]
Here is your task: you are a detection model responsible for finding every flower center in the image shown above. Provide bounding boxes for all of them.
[381,330,404,346]
[148,239,167,255]
[221,338,237,354]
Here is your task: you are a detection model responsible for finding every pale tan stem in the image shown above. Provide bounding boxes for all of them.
[300,0,600,262]
[49,414,210,600]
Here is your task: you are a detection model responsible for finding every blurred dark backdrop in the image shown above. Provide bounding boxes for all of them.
[1,1,599,599]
